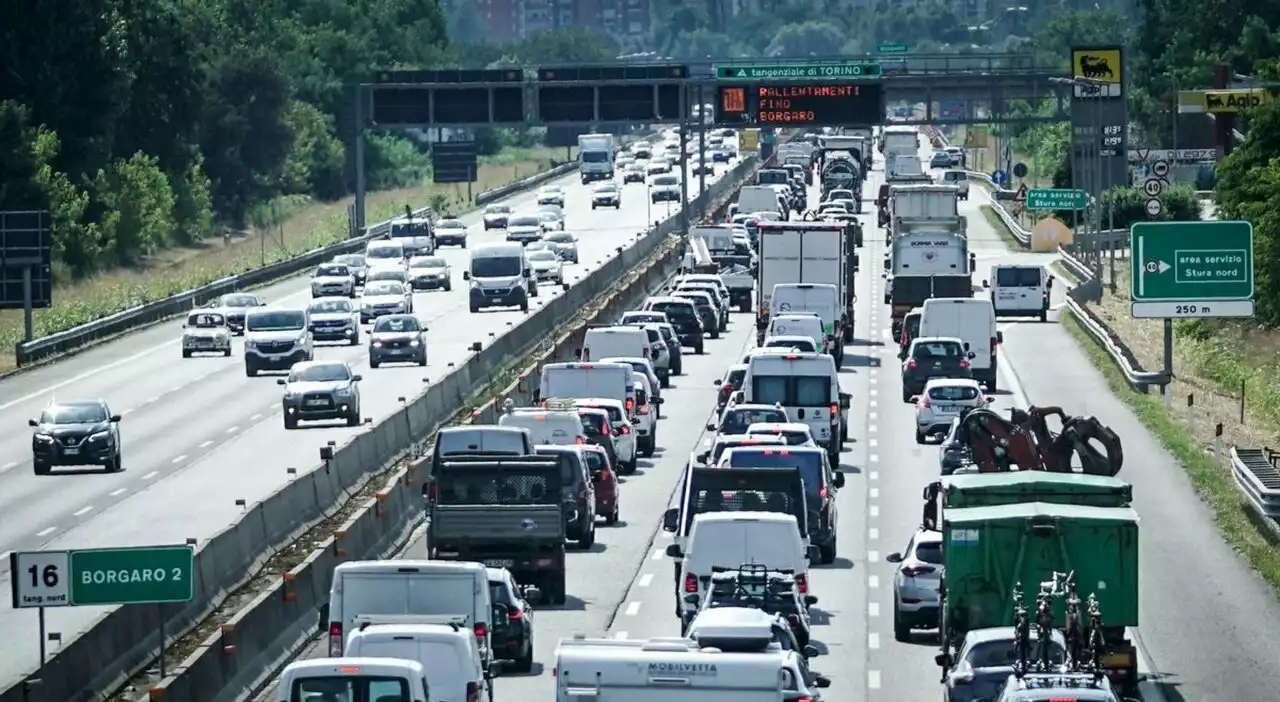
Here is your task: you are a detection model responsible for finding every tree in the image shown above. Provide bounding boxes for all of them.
[765,22,846,58]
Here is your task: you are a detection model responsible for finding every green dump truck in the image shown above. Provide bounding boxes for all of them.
[939,501,1140,693]
[923,471,1133,530]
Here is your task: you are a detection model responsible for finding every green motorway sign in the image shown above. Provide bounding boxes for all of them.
[714,62,883,80]
[877,43,910,53]
[69,545,194,606]
[1129,221,1256,319]
[1027,188,1087,211]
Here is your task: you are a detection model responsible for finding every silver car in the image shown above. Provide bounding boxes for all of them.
[887,529,944,642]
[536,186,565,208]
[527,249,565,285]
[216,292,264,334]
[482,204,512,230]
[359,280,413,322]
[536,207,565,231]
[408,255,452,291]
[543,232,579,263]
[307,297,360,345]
[278,360,362,429]
[591,182,621,209]
[369,314,427,368]
[331,253,368,286]
[311,262,356,298]
[915,378,992,443]
[434,218,468,247]
[505,214,544,244]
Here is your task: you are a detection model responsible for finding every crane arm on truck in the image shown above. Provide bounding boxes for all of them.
[952,406,1124,476]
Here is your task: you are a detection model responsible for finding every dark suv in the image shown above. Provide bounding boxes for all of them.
[901,337,973,402]
[534,445,597,548]
[644,297,705,354]
[30,400,123,474]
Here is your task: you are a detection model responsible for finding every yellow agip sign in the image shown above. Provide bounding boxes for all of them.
[1178,88,1275,114]
[739,129,760,151]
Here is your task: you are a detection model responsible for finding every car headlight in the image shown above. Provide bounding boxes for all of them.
[372,340,382,348]
[244,340,257,349]
[409,339,421,347]
[90,430,114,443]
[334,386,353,397]
[34,434,53,443]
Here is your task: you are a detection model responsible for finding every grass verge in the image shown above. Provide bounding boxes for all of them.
[979,204,1026,250]
[1060,313,1280,597]
[0,146,572,372]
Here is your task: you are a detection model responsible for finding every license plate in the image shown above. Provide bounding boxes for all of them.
[484,559,514,568]
[935,404,958,413]
[306,399,329,407]
[64,447,79,455]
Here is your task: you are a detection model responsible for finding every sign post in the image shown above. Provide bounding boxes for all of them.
[1130,221,1255,318]
[10,545,194,678]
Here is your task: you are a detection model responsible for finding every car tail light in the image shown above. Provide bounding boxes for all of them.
[625,398,634,413]
[828,402,838,417]
[787,613,800,626]
[684,573,698,593]
[466,681,480,702]
[642,345,649,358]
[919,395,931,409]
[619,425,631,435]
[818,485,827,500]
[427,482,438,501]
[328,622,343,656]
[958,359,969,369]
[721,383,735,393]
[991,336,999,348]
[474,622,487,639]
[575,436,585,444]
[906,359,918,369]
[902,565,936,577]
[509,608,523,621]
[638,403,650,415]
[795,574,808,593]
[783,354,800,360]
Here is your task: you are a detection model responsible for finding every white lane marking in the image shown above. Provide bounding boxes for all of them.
[869,602,880,617]
[73,506,94,517]
[870,505,880,517]
[638,573,653,588]
[868,550,879,562]
[109,488,127,497]
[867,424,877,434]
[868,399,877,409]
[36,527,56,537]
[226,426,240,434]
[870,487,880,499]
[868,438,878,448]
[172,455,187,464]
[145,396,160,404]
[869,388,878,397]
[869,454,879,463]
[0,550,10,562]
[869,670,882,689]
[0,461,16,474]
[869,527,879,540]
[614,631,628,639]
[868,411,877,421]
[198,440,214,449]
[870,470,879,480]
[120,408,133,415]
[868,575,879,589]
[625,601,641,616]
[651,548,663,561]
[250,413,263,421]
[868,633,881,650]
[141,470,159,480]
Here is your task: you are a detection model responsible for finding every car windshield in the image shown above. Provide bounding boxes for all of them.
[315,264,349,277]
[547,233,573,243]
[996,267,1042,287]
[675,293,711,308]
[367,246,400,259]
[510,216,540,227]
[187,313,225,328]
[594,184,617,193]
[410,257,446,268]
[438,220,464,229]
[529,251,557,262]
[364,282,404,296]
[913,341,964,358]
[721,408,788,434]
[653,176,678,186]
[650,301,696,320]
[967,639,1065,668]
[373,316,421,333]
[40,404,109,424]
[727,449,822,492]
[246,311,305,331]
[928,384,981,401]
[290,363,351,383]
[486,205,511,214]
[332,254,363,268]
[367,269,404,281]
[623,312,664,324]
[538,211,560,221]
[766,338,817,352]
[220,294,258,308]
[945,171,967,182]
[309,299,353,314]
[472,256,521,277]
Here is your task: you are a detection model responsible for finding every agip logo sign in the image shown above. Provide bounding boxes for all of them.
[1069,47,1123,98]
[1178,88,1275,114]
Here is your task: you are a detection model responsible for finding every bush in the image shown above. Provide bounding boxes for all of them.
[1100,185,1201,230]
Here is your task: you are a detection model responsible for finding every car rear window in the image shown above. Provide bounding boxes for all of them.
[913,341,964,358]
[582,404,624,423]
[914,542,943,564]
[583,450,607,473]
[927,385,980,401]
[651,301,696,320]
[996,267,1043,287]
[579,412,607,436]
[726,450,823,491]
[726,368,747,388]
[967,639,1065,668]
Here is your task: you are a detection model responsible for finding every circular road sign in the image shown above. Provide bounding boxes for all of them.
[1152,159,1171,178]
[1145,198,1164,216]
[1143,178,1164,197]
[1013,162,1029,178]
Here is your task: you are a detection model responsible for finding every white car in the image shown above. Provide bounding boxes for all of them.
[650,174,681,203]
[182,310,232,357]
[536,208,565,231]
[743,422,817,447]
[647,158,672,175]
[407,255,452,291]
[359,280,413,323]
[434,218,468,247]
[543,231,579,263]
[527,249,565,285]
[887,529,944,642]
[942,170,970,200]
[536,186,565,208]
[310,262,356,298]
[505,214,544,244]
[915,378,992,443]
[690,158,715,176]
[591,182,622,209]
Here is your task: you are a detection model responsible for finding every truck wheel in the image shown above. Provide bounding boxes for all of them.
[709,329,720,340]
[660,374,670,389]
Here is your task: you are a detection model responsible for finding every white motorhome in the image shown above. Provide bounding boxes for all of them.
[579,133,616,183]
[554,637,793,702]
[323,560,493,664]
[919,297,1002,391]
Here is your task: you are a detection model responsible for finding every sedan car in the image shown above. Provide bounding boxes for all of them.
[591,182,621,209]
[901,336,974,402]
[434,218,468,247]
[915,378,991,443]
[310,262,356,298]
[536,186,565,208]
[650,174,681,203]
[646,158,672,175]
[330,253,368,286]
[369,313,427,368]
[359,280,413,322]
[482,204,512,230]
[543,231,579,263]
[30,400,123,474]
[690,158,715,176]
[623,162,647,183]
[527,249,565,285]
[307,297,360,345]
[930,150,954,168]
[216,292,265,334]
[505,214,544,244]
[278,360,362,429]
[887,528,944,642]
[407,255,451,291]
[181,310,233,357]
[536,207,565,231]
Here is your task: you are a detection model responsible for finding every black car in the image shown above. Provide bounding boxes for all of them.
[488,568,536,672]
[897,308,923,359]
[533,446,597,549]
[672,293,720,340]
[645,298,705,354]
[901,337,974,402]
[656,324,684,375]
[30,400,123,474]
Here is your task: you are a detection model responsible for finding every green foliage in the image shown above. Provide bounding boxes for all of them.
[1100,184,1201,229]
[1215,100,1280,325]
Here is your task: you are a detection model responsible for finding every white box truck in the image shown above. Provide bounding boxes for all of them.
[578,134,615,183]
[755,221,852,363]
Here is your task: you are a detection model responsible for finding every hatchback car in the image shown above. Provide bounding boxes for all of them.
[434,218,469,247]
[368,314,427,367]
[407,255,451,291]
[901,336,974,402]
[543,231,579,263]
[482,204,512,230]
[359,280,413,322]
[581,444,620,526]
[888,529,944,642]
[716,364,748,411]
[915,378,992,443]
[279,360,362,429]
[623,162,647,183]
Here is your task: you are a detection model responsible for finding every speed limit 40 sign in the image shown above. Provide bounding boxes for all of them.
[10,551,70,608]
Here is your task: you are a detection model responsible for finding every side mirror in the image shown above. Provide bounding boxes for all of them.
[462,271,471,280]
[276,378,287,386]
[110,414,122,423]
[318,603,331,633]
[883,258,891,270]
[662,508,679,532]
[181,324,187,329]
[997,331,1004,344]
[813,676,831,689]
[523,268,533,278]
[804,594,819,606]
[1047,277,1054,288]
[967,351,976,359]
[655,397,664,404]
[666,543,683,558]
[886,552,904,563]
[706,422,717,431]
[561,282,570,291]
[573,349,583,360]
[806,545,821,561]
[981,279,989,288]
[935,652,952,668]
[591,473,601,483]
[683,593,700,604]
[833,472,845,488]
[352,374,363,382]
[839,392,851,409]
[985,396,996,404]
[631,417,641,425]
[488,661,505,678]
[802,644,821,658]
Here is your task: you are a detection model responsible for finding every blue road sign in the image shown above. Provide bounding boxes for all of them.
[940,100,965,119]
[992,170,1008,186]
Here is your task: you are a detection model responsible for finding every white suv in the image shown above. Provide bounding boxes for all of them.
[887,529,944,642]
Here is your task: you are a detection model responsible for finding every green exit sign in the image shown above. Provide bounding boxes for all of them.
[715,62,883,80]
[877,43,910,53]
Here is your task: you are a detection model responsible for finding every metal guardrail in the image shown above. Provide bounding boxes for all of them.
[1231,448,1280,519]
[13,160,581,367]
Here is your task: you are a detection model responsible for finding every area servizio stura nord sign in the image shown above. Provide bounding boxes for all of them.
[715,62,883,80]
[1130,220,1256,319]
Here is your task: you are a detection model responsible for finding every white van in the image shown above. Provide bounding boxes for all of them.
[554,637,791,702]
[466,243,536,313]
[539,362,634,409]
[277,657,428,702]
[985,264,1050,321]
[324,560,493,664]
[344,620,490,702]
[919,297,1001,390]
[499,402,588,445]
[743,351,842,462]
[581,326,650,364]
[769,284,841,355]
[678,512,811,626]
[766,313,825,354]
[366,240,406,267]
[738,185,785,215]
[632,377,657,457]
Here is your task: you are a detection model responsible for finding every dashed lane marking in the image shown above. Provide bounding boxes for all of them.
[638,573,653,588]
[650,548,664,561]
[35,527,56,537]
[869,454,879,463]
[868,633,881,650]
[109,488,127,497]
[869,527,879,540]
[869,470,879,480]
[625,601,641,616]
[226,426,240,434]
[870,487,879,499]
[868,575,879,589]
[141,470,159,480]
[199,440,214,449]
[614,631,628,639]
[172,455,187,464]
[870,505,880,518]
[868,550,879,562]
[869,602,880,617]
[869,670,882,689]
[72,506,93,517]
[250,413,263,421]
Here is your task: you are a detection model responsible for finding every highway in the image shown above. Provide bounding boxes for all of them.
[0,152,735,687]
[257,137,1279,702]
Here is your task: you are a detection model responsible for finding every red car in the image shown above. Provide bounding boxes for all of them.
[581,444,620,525]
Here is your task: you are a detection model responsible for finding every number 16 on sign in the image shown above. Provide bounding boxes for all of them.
[9,550,70,667]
